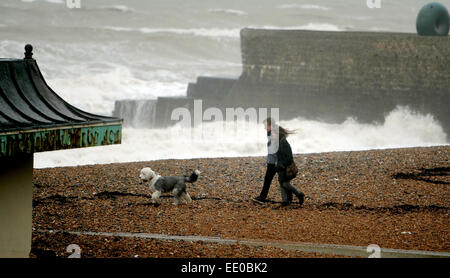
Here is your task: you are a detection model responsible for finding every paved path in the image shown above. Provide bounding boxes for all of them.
[36,229,450,258]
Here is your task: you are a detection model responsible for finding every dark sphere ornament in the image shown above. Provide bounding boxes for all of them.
[416,2,450,36]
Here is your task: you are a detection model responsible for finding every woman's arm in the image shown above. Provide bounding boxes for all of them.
[277,138,293,168]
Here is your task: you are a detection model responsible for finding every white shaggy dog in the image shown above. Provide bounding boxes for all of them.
[139,167,200,205]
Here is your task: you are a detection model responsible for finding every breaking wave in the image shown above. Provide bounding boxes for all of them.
[100,26,241,38]
[100,23,343,39]
[98,5,136,13]
[278,4,331,11]
[208,9,248,16]
[34,106,447,168]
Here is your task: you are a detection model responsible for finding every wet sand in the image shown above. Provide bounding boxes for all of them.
[31,146,449,258]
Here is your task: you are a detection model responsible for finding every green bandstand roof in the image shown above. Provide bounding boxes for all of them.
[0,45,122,157]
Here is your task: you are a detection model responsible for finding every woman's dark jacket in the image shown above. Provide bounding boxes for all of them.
[276,135,294,182]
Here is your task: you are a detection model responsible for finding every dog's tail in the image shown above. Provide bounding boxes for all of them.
[185,169,201,183]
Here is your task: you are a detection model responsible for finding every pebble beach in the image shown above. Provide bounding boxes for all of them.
[31,146,449,258]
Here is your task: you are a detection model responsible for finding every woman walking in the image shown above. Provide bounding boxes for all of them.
[253,117,304,207]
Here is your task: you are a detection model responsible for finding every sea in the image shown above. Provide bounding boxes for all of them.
[0,0,448,168]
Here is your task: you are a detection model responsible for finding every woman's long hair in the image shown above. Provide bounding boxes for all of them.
[264,117,296,138]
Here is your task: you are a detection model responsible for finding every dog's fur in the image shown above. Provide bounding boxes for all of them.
[139,167,200,205]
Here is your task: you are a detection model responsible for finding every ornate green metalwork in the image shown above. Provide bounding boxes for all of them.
[0,45,122,157]
[1,124,122,157]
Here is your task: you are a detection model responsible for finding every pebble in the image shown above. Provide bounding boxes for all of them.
[31,145,450,257]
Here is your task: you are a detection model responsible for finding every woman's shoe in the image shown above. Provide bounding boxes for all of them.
[281,201,291,207]
[297,192,305,206]
[252,196,266,204]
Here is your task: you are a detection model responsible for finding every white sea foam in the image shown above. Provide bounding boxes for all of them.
[20,0,72,5]
[101,23,342,39]
[208,9,248,16]
[278,4,331,11]
[260,23,343,31]
[34,106,447,168]
[47,67,187,115]
[99,5,135,13]
[297,23,342,31]
[101,26,242,38]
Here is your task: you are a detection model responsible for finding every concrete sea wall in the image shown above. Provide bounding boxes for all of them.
[114,29,449,135]
[223,29,449,127]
